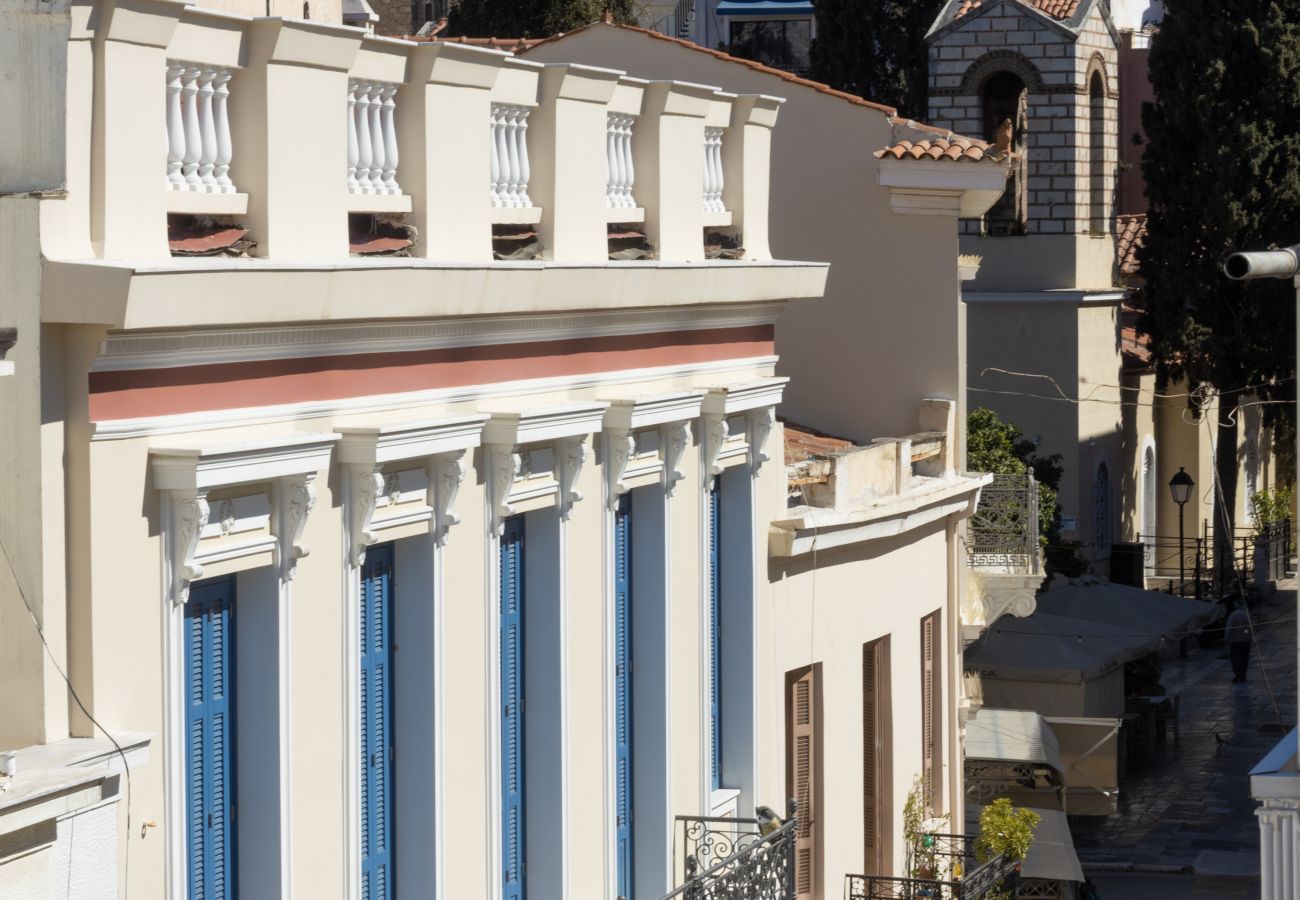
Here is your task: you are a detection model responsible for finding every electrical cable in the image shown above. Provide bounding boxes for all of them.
[0,534,132,898]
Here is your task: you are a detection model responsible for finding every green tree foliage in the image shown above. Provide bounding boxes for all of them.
[1139,0,1300,582]
[809,0,945,117]
[975,798,1039,900]
[967,408,1086,577]
[445,0,634,38]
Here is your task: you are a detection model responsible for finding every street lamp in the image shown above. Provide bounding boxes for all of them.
[1168,467,1195,591]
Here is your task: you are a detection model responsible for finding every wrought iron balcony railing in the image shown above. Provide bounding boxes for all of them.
[846,840,1019,900]
[968,472,1040,575]
[664,806,798,899]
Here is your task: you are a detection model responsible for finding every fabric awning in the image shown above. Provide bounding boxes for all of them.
[715,0,815,14]
[965,708,1064,777]
[966,805,1084,883]
[964,612,1161,683]
[1035,581,1218,640]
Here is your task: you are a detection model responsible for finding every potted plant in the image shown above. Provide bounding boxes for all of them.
[903,775,950,893]
[974,798,1040,900]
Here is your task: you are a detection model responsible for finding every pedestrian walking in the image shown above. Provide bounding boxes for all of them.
[1225,603,1252,683]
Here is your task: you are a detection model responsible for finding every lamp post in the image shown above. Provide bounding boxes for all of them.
[1168,467,1195,592]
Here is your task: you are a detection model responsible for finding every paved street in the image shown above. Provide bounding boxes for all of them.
[1070,579,1296,886]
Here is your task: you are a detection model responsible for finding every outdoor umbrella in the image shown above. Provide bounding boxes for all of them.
[1035,581,1217,641]
[965,613,1162,684]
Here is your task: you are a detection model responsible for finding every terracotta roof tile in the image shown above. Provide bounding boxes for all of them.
[167,225,249,256]
[953,0,1083,21]
[411,34,544,52]
[783,421,856,465]
[873,136,1002,163]
[520,22,899,116]
[1116,213,1147,278]
[1120,303,1152,367]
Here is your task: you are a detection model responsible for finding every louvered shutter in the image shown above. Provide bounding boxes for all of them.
[614,493,634,899]
[921,613,938,816]
[863,639,891,875]
[500,517,526,900]
[790,669,815,900]
[708,480,721,791]
[185,577,237,900]
[360,543,395,900]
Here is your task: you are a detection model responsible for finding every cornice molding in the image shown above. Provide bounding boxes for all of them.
[700,377,789,417]
[482,403,610,447]
[335,414,489,467]
[601,391,705,505]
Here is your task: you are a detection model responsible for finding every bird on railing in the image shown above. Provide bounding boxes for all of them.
[755,805,783,836]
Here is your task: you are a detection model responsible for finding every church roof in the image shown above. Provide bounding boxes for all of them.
[952,0,1083,21]
[928,0,1103,39]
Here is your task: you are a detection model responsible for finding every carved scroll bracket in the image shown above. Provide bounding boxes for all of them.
[556,436,588,521]
[746,407,775,472]
[605,429,636,510]
[702,413,728,480]
[276,474,318,581]
[167,490,210,606]
[661,420,690,496]
[347,464,385,567]
[430,449,468,547]
[487,445,522,536]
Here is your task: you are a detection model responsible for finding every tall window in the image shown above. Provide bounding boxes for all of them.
[360,544,395,900]
[1088,71,1106,233]
[1095,462,1112,551]
[1142,445,1157,571]
[500,517,526,900]
[863,638,892,876]
[614,494,634,899]
[920,612,942,815]
[982,71,1028,235]
[708,479,722,791]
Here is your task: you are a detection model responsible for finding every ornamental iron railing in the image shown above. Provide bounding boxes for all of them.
[846,851,1019,900]
[663,806,797,899]
[968,473,1040,574]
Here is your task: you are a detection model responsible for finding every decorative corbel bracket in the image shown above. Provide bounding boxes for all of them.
[347,464,385,567]
[746,407,775,471]
[605,429,636,509]
[702,413,728,479]
[661,420,691,495]
[430,449,468,546]
[556,436,588,521]
[488,445,522,535]
[168,490,210,606]
[276,474,317,581]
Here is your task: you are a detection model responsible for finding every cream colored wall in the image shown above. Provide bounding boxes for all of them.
[75,359,776,899]
[960,235,1118,291]
[1118,368,1157,542]
[766,523,956,893]
[523,28,968,448]
[1075,301,1126,560]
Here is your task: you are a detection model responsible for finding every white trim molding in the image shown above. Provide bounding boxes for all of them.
[334,413,487,900]
[876,157,1011,218]
[150,432,335,900]
[700,378,788,479]
[600,390,706,507]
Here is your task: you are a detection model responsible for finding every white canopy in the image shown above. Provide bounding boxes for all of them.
[964,708,1064,777]
[965,804,1084,884]
[964,612,1161,683]
[1036,581,1218,641]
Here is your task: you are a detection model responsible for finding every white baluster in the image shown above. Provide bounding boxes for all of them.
[181,65,203,190]
[504,106,521,207]
[622,116,636,208]
[355,81,373,193]
[368,82,385,197]
[346,81,360,194]
[713,128,725,212]
[381,83,399,195]
[165,63,186,190]
[606,114,618,208]
[213,68,234,194]
[197,66,218,191]
[516,106,531,207]
[490,105,506,207]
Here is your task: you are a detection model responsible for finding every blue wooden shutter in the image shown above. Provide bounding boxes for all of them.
[185,576,237,900]
[500,517,526,900]
[708,479,722,791]
[614,493,634,898]
[360,543,395,900]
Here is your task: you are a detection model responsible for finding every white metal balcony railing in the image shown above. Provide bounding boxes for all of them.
[703,125,725,215]
[165,61,236,194]
[605,112,636,210]
[347,79,401,196]
[490,103,533,209]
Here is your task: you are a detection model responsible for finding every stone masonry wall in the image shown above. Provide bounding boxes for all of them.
[925,0,1118,236]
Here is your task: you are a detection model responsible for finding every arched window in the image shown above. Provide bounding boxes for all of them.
[982,71,1029,235]
[1142,445,1157,571]
[1094,461,1112,551]
[1088,71,1106,234]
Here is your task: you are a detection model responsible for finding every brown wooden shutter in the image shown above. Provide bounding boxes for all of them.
[921,612,941,816]
[789,668,816,900]
[863,638,892,875]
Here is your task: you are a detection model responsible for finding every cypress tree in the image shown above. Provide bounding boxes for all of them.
[809,0,944,116]
[1139,0,1300,586]
[446,0,635,38]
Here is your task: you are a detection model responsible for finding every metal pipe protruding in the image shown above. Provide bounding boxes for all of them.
[1223,244,1300,280]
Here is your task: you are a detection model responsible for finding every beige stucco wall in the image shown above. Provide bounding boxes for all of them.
[524,27,969,451]
[767,522,958,892]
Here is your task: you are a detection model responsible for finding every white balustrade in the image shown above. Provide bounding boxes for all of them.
[165,61,235,194]
[605,113,636,210]
[490,104,533,209]
[347,79,402,196]
[702,126,725,214]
